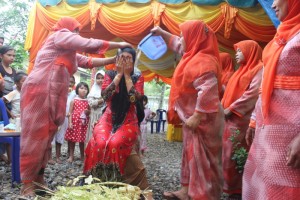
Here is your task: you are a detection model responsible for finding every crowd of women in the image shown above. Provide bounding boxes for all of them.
[159,0,300,199]
[1,0,298,199]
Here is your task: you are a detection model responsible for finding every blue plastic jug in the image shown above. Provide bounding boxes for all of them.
[138,33,167,60]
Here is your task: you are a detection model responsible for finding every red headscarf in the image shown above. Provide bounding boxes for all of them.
[262,0,300,118]
[222,40,262,109]
[220,52,234,86]
[51,17,82,32]
[168,20,221,124]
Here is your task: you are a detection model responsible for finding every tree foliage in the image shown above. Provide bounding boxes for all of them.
[0,0,33,41]
[144,80,170,97]
[0,0,34,70]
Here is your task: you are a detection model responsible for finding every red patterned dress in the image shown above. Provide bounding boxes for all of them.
[65,98,89,143]
[84,71,144,181]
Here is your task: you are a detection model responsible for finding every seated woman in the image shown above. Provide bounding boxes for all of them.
[84,47,151,195]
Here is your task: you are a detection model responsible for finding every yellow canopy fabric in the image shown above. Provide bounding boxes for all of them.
[25,0,276,83]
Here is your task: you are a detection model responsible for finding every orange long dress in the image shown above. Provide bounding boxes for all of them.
[168,20,224,200]
[221,40,263,195]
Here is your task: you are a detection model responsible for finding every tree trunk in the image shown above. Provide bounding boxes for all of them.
[158,83,166,109]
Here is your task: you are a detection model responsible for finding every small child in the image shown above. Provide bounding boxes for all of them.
[0,72,26,164]
[86,70,105,145]
[65,82,90,163]
[140,95,155,156]
[3,71,27,122]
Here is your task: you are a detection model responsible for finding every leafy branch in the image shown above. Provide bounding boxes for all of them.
[229,129,248,174]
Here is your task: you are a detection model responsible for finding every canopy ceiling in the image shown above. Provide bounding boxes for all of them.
[25,0,277,84]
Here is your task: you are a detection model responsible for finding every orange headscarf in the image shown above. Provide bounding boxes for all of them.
[222,40,262,109]
[51,17,82,32]
[220,52,234,86]
[262,0,300,118]
[168,20,221,124]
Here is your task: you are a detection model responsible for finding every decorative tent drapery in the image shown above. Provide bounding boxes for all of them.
[25,0,276,84]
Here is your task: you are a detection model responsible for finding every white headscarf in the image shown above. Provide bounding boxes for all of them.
[87,70,105,98]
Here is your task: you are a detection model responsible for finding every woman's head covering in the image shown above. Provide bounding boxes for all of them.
[51,17,81,32]
[261,0,300,118]
[110,47,144,132]
[88,70,105,98]
[220,52,234,86]
[221,40,263,109]
[168,20,221,124]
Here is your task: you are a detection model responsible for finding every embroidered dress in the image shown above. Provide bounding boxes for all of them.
[84,71,144,181]
[65,98,89,143]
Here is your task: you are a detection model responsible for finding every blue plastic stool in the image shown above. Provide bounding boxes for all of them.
[150,120,159,133]
[0,136,21,186]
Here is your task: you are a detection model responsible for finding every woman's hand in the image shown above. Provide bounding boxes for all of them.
[186,112,202,130]
[224,108,233,119]
[98,98,104,106]
[116,56,124,76]
[286,134,300,169]
[118,42,132,49]
[68,122,73,129]
[84,109,90,115]
[245,127,255,146]
[150,26,164,36]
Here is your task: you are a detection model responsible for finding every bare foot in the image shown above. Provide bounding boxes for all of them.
[48,159,56,165]
[163,189,189,200]
[20,182,36,197]
[67,157,74,163]
[56,158,62,164]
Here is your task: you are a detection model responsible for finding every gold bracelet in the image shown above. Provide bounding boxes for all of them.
[126,79,132,83]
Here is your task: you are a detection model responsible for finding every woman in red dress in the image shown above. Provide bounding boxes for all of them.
[84,47,150,191]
